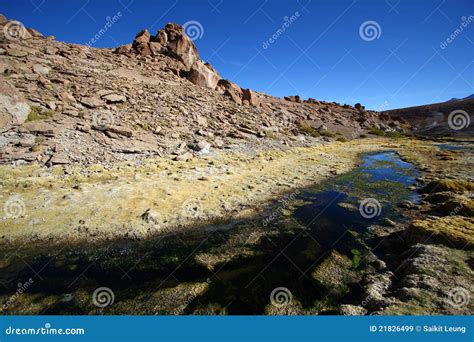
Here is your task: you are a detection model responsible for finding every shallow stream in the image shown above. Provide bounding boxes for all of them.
[0,151,420,314]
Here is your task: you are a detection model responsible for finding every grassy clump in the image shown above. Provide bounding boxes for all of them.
[320,131,335,138]
[385,131,403,138]
[367,128,406,138]
[368,128,385,136]
[407,216,474,249]
[299,122,320,137]
[420,179,474,193]
[27,106,54,122]
[337,137,348,142]
[265,130,278,139]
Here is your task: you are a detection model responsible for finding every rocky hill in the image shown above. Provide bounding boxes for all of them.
[383,98,474,138]
[0,14,393,167]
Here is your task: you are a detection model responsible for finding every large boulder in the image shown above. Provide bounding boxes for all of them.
[242,89,261,107]
[187,61,220,89]
[217,79,243,105]
[0,76,30,129]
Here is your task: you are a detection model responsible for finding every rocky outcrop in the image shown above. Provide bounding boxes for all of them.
[122,24,200,70]
[284,95,301,103]
[242,89,261,107]
[163,23,200,69]
[217,79,243,104]
[186,61,221,89]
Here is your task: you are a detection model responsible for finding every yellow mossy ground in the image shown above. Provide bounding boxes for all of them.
[407,216,474,249]
[421,179,474,193]
[0,138,396,244]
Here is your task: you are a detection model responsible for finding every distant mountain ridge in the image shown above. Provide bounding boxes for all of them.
[447,94,474,102]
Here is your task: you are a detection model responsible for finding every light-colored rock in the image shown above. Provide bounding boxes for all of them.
[0,76,30,129]
[33,64,51,75]
[186,61,220,89]
[79,96,103,108]
[102,94,127,104]
[242,89,261,107]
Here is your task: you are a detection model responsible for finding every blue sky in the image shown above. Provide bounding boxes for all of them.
[2,0,473,110]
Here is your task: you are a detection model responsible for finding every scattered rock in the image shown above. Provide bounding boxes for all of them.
[194,140,211,154]
[102,94,127,104]
[32,64,51,75]
[174,152,193,161]
[339,304,367,316]
[79,96,103,108]
[141,208,161,225]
